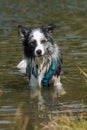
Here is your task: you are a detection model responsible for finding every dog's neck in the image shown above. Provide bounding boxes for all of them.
[28,55,52,77]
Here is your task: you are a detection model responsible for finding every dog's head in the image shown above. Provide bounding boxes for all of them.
[18,24,55,58]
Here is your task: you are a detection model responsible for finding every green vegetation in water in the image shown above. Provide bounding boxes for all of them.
[11,108,87,130]
[77,66,87,85]
[40,113,87,130]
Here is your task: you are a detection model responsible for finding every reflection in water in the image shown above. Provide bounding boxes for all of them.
[0,0,87,129]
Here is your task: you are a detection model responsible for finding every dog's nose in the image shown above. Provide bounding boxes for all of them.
[36,49,42,56]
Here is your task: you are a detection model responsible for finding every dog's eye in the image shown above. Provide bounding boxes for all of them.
[41,39,47,44]
[30,40,36,46]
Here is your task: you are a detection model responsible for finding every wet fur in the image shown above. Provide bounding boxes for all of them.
[17,24,65,97]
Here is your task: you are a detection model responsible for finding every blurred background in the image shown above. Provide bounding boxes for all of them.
[0,0,87,129]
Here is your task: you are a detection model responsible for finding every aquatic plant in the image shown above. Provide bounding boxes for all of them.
[11,108,87,130]
[77,66,87,86]
[40,113,87,130]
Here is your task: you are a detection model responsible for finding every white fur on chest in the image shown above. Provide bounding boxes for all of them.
[29,60,47,88]
[29,74,38,87]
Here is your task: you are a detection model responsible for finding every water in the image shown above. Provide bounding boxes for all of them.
[0,0,87,129]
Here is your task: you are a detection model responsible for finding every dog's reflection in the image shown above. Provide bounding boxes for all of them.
[29,85,64,111]
[29,86,45,110]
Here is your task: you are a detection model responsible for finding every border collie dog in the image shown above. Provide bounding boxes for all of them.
[17,24,65,97]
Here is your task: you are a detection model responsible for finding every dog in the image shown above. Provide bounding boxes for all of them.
[17,24,65,97]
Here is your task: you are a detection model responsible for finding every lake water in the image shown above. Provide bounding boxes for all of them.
[0,0,87,129]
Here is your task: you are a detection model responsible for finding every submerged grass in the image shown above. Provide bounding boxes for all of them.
[40,113,87,130]
[11,108,87,130]
[11,103,87,130]
[77,66,87,84]
[78,66,87,78]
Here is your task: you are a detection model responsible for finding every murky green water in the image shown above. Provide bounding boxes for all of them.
[0,0,87,129]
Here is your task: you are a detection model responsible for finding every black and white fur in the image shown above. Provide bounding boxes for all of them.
[17,24,65,97]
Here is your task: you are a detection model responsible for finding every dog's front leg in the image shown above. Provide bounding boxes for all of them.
[38,74,43,88]
[29,74,38,87]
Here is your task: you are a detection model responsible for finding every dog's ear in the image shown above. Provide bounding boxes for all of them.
[18,25,31,40]
[43,24,55,34]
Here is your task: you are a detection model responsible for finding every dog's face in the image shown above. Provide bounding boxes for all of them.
[18,24,55,58]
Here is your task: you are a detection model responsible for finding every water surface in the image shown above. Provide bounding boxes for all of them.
[0,0,87,129]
